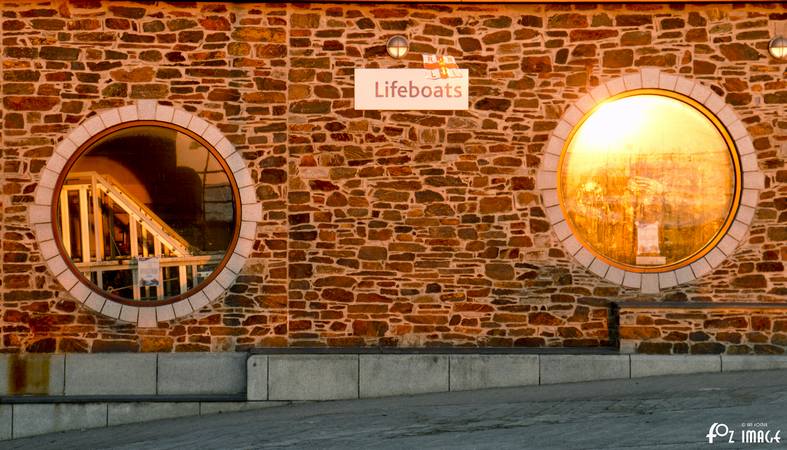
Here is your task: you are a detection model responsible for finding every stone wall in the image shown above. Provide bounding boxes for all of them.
[1,1,785,353]
[620,305,787,354]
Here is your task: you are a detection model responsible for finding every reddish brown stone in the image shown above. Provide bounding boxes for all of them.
[494,313,528,323]
[141,337,174,352]
[767,226,787,241]
[3,96,59,111]
[704,317,748,329]
[39,46,80,60]
[353,320,388,337]
[548,13,588,29]
[512,177,535,191]
[482,30,510,45]
[290,100,331,114]
[130,84,167,99]
[693,60,716,75]
[521,55,552,73]
[231,27,286,43]
[199,16,231,31]
[480,197,512,214]
[110,67,155,82]
[686,28,708,42]
[661,18,685,29]
[291,13,321,28]
[620,31,650,46]
[603,49,633,68]
[459,37,481,52]
[731,275,767,289]
[570,29,617,41]
[690,342,725,354]
[475,97,513,111]
[616,15,651,26]
[359,246,387,260]
[637,342,672,354]
[529,312,562,326]
[485,263,515,280]
[92,340,139,352]
[109,5,146,18]
[720,43,762,61]
[619,326,661,339]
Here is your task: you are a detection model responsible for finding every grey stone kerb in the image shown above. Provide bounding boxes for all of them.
[536,67,765,294]
[29,100,263,327]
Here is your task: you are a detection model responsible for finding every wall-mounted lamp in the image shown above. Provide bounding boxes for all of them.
[386,35,409,59]
[769,36,787,60]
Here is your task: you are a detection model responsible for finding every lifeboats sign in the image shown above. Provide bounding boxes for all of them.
[354,55,469,110]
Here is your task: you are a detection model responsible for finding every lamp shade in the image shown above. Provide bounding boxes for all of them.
[769,36,787,59]
[386,35,409,59]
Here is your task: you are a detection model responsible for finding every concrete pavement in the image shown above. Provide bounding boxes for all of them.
[4,370,787,449]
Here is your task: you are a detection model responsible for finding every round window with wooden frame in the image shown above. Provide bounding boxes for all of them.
[52,121,241,306]
[557,89,742,273]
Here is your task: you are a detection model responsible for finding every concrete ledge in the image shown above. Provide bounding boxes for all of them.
[1,400,290,442]
[65,354,156,396]
[631,355,720,378]
[0,405,10,441]
[268,355,358,401]
[246,355,268,401]
[108,402,200,426]
[6,352,787,442]
[722,355,787,372]
[12,403,107,439]
[199,401,288,415]
[540,355,630,384]
[449,355,538,391]
[360,355,448,398]
[0,354,65,396]
[157,353,246,395]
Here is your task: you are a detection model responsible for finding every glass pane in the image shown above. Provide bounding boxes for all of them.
[559,94,735,269]
[56,125,236,302]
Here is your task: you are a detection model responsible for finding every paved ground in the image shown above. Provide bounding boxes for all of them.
[5,370,787,449]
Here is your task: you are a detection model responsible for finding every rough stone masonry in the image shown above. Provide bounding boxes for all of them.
[0,1,785,354]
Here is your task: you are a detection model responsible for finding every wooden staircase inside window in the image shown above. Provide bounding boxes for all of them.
[59,172,222,301]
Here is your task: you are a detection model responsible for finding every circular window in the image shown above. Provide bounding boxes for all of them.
[52,121,240,306]
[558,89,741,272]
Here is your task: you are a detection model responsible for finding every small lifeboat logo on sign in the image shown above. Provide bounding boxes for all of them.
[422,54,463,80]
[354,54,468,111]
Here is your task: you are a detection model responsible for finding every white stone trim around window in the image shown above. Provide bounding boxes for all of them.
[536,68,765,294]
[29,100,262,327]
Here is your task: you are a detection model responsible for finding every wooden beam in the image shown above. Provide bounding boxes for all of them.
[78,187,91,264]
[154,238,164,299]
[179,265,188,295]
[59,190,71,257]
[91,175,104,262]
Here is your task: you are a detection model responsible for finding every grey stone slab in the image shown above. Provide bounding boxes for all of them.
[199,401,288,416]
[268,355,358,401]
[65,353,156,395]
[722,355,787,372]
[157,353,247,395]
[10,370,787,449]
[246,355,268,401]
[0,354,65,396]
[449,355,539,391]
[108,402,200,426]
[12,403,107,439]
[540,355,630,384]
[0,405,11,441]
[631,355,720,378]
[360,355,449,398]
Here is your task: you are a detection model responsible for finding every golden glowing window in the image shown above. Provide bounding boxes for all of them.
[54,122,240,305]
[558,90,741,272]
